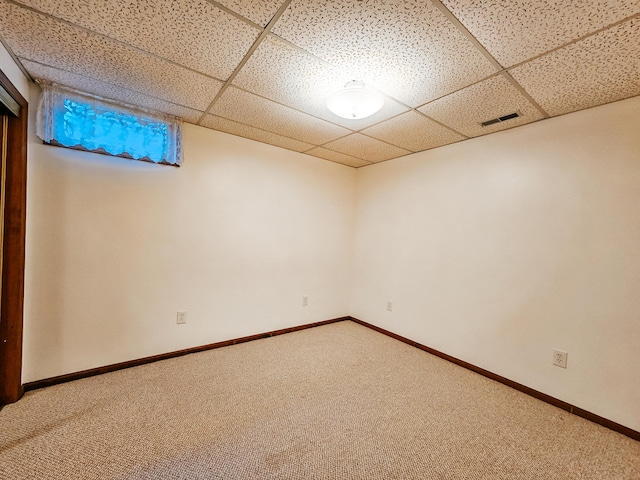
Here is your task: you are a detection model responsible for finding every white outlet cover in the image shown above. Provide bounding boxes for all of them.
[177,311,187,324]
[552,348,568,368]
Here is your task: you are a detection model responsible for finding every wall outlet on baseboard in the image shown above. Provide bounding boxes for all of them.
[552,349,567,368]
[386,301,393,312]
[176,311,187,325]
[302,295,309,307]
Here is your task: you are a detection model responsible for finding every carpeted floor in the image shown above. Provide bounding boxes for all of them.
[1,320,639,479]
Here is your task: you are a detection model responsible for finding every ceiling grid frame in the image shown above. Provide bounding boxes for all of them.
[21,56,203,109]
[196,0,294,124]
[0,0,638,167]
[505,10,640,72]
[429,0,550,119]
[1,0,246,82]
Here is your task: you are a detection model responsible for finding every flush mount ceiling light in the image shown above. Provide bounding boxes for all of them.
[326,81,384,120]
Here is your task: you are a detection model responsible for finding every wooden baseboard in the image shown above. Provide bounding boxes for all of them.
[349,316,640,442]
[22,314,639,442]
[23,316,350,392]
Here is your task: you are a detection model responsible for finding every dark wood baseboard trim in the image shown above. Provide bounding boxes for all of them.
[348,316,640,442]
[23,314,639,441]
[24,316,350,392]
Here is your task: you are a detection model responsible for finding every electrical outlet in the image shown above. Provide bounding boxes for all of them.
[552,349,567,368]
[386,301,393,312]
[302,296,309,307]
[176,311,187,325]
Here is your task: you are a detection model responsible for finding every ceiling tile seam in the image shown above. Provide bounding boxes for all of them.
[352,110,412,134]
[264,32,498,130]
[367,151,414,166]
[196,0,293,125]
[499,71,550,119]
[305,156,368,169]
[506,11,640,72]
[328,130,415,156]
[201,0,262,29]
[215,84,361,134]
[499,11,640,119]
[246,87,412,135]
[313,131,377,157]
[17,56,206,117]
[411,110,469,140]
[428,0,551,120]
[266,33,339,70]
[371,99,468,140]
[205,112,321,150]
[314,159,357,169]
[267,33,424,117]
[232,133,304,153]
[3,0,236,83]
[429,0,504,71]
[357,130,456,155]
[0,32,33,82]
[225,82,465,141]
[415,71,506,109]
[366,152,415,166]
[300,143,368,163]
[493,12,640,120]
[411,70,547,123]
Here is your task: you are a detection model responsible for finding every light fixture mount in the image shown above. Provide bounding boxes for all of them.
[326,80,384,120]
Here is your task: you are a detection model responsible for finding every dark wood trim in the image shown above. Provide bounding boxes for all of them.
[22,313,639,441]
[348,317,640,442]
[0,68,28,406]
[24,316,350,391]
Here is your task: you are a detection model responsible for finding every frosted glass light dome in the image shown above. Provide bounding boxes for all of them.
[326,81,384,120]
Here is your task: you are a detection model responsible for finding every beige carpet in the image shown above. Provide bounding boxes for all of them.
[1,321,638,479]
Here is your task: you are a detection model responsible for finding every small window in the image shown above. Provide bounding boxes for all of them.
[37,83,182,166]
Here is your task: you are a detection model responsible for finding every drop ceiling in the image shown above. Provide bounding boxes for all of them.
[1,0,638,168]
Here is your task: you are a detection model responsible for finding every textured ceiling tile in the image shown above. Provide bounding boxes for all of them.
[509,19,640,117]
[215,0,284,27]
[233,34,409,130]
[442,0,640,67]
[323,133,411,163]
[0,2,223,110]
[418,75,545,137]
[12,0,260,80]
[210,86,351,145]
[362,111,465,152]
[305,147,373,168]
[23,60,204,123]
[201,114,315,152]
[271,0,497,107]
[3,0,638,168]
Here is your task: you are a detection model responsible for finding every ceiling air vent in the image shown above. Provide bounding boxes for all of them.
[481,111,520,127]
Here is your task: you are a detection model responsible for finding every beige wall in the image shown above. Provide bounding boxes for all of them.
[0,41,29,99]
[23,83,355,381]
[350,95,640,431]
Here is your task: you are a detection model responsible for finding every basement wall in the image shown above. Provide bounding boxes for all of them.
[23,83,356,382]
[350,95,640,432]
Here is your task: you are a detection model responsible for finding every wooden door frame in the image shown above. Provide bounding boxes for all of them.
[0,67,28,406]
